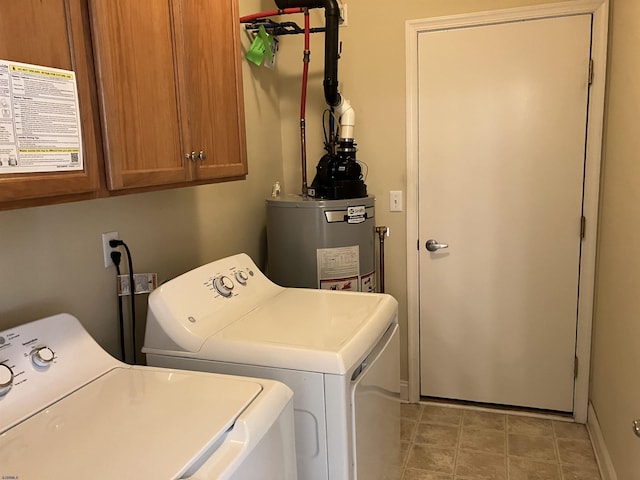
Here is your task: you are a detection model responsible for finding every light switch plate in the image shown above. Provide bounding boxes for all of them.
[390,191,403,212]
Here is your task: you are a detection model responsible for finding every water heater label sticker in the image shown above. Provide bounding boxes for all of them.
[320,276,358,291]
[317,246,360,289]
[347,206,366,224]
[0,58,84,174]
[361,272,376,293]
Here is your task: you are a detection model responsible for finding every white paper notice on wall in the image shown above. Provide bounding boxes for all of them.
[0,59,83,174]
[317,245,360,290]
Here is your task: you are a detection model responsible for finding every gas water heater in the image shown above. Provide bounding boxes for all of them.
[245,0,375,290]
[267,195,375,291]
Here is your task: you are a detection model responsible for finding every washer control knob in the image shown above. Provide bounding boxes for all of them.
[234,271,249,285]
[0,363,14,396]
[213,276,234,297]
[32,346,55,368]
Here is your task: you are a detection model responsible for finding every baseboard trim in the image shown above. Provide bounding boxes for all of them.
[400,380,409,402]
[587,402,617,480]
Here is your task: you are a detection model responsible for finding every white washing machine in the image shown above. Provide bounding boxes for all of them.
[143,253,401,480]
[0,313,297,480]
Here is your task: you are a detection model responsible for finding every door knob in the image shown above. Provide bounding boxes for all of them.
[426,239,449,252]
[633,419,640,438]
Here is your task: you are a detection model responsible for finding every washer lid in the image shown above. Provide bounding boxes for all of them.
[0,367,262,479]
[204,289,398,374]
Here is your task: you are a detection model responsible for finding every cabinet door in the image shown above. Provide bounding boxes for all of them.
[177,0,248,180]
[90,0,188,190]
[0,0,100,203]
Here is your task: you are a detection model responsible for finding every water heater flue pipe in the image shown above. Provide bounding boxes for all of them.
[273,0,341,107]
[333,96,355,140]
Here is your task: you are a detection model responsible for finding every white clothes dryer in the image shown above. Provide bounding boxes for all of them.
[143,253,401,480]
[0,313,297,480]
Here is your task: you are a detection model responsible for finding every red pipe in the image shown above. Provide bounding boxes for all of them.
[300,10,311,196]
[240,7,305,23]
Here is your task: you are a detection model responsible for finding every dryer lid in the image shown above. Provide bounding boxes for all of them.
[206,289,398,374]
[0,367,262,479]
[142,253,399,374]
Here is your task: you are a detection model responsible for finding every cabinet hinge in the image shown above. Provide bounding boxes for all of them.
[574,355,579,378]
[580,216,586,239]
[588,59,594,85]
[417,239,420,250]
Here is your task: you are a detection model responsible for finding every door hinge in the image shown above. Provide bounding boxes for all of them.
[417,239,420,250]
[588,58,594,85]
[574,355,579,378]
[580,216,586,239]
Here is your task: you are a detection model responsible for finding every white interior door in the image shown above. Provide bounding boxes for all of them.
[418,14,592,411]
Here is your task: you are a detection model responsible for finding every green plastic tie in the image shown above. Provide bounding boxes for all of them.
[246,25,274,66]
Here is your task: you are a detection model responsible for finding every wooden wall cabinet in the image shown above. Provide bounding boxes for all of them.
[0,0,247,208]
[0,0,102,204]
[90,0,248,191]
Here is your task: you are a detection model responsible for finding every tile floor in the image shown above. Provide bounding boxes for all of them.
[397,402,602,480]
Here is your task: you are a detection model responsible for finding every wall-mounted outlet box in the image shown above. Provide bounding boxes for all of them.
[117,273,158,296]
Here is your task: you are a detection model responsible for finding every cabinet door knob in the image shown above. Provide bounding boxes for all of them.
[199,151,207,160]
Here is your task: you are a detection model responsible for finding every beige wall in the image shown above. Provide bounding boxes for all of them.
[591,0,640,477]
[0,0,283,359]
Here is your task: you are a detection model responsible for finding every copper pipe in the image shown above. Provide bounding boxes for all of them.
[376,226,389,293]
[300,10,310,197]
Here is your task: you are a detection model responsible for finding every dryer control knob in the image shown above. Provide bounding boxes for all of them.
[234,271,249,285]
[0,363,14,396]
[213,276,234,297]
[32,346,55,368]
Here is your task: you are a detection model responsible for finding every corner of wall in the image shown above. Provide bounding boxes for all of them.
[587,402,618,480]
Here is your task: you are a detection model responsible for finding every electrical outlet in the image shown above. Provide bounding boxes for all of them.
[102,231,119,268]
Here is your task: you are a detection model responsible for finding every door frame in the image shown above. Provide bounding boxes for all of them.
[405,0,609,422]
